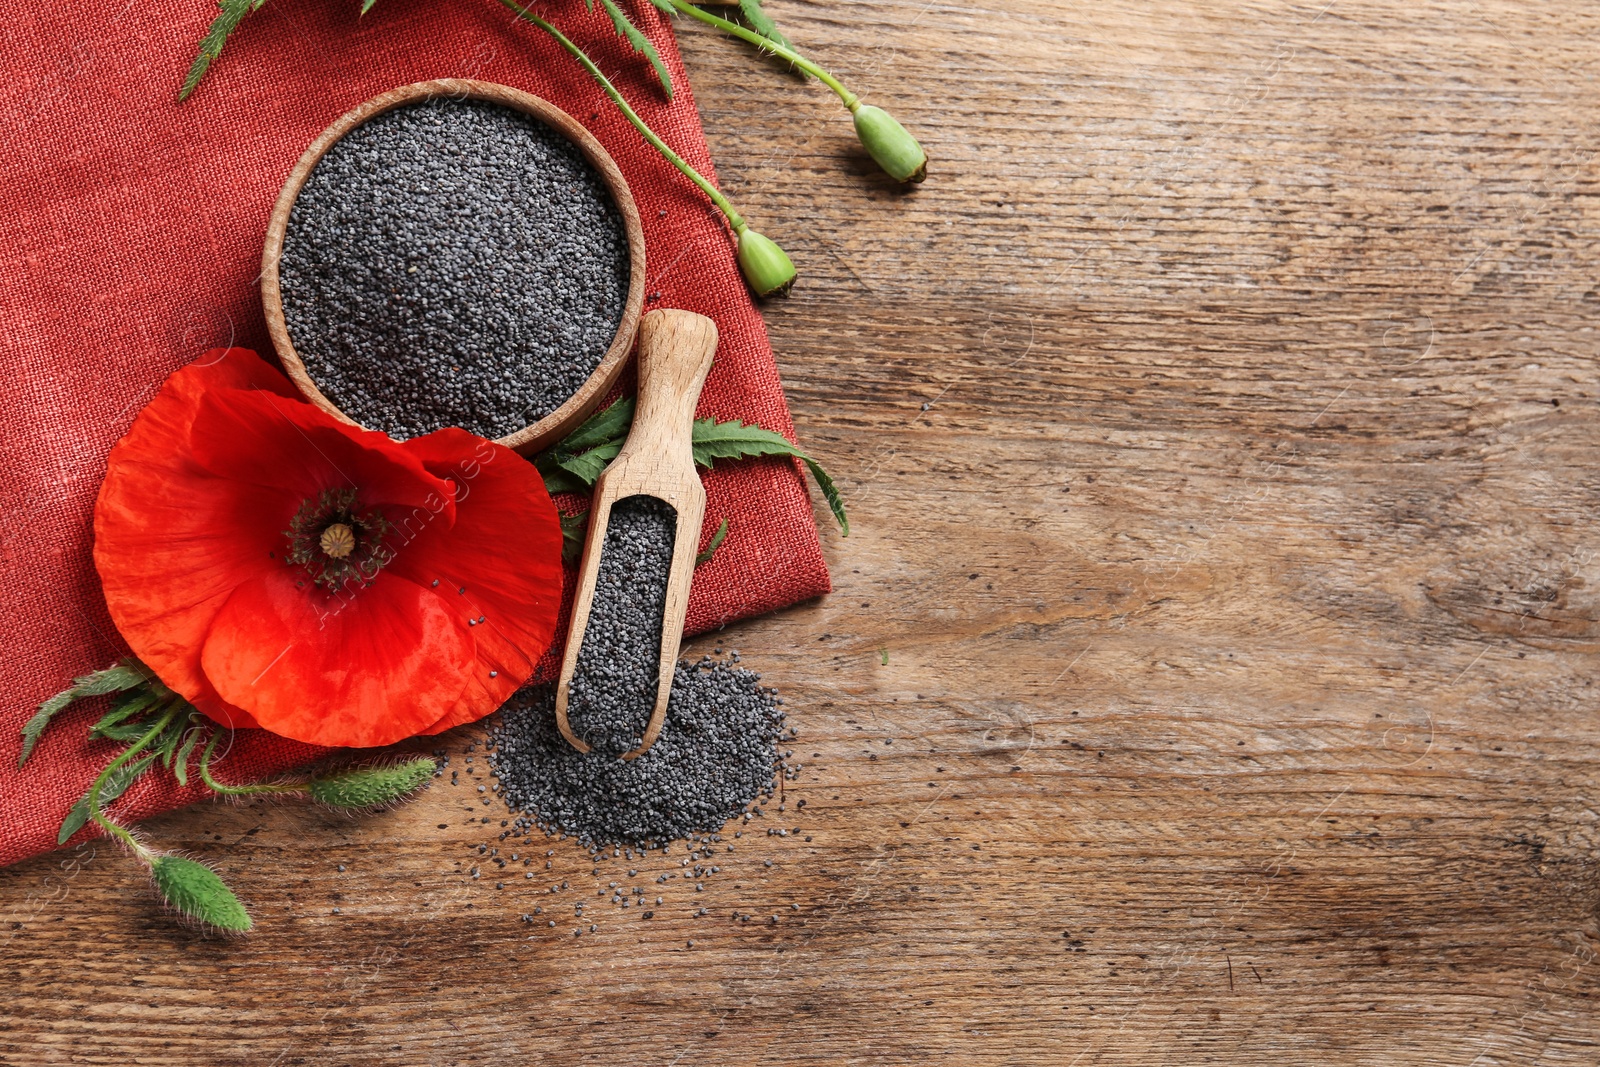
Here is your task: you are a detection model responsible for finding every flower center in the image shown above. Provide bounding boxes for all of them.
[284,488,394,591]
[319,523,356,559]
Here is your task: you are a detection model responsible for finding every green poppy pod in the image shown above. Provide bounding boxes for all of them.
[853,105,927,183]
[736,228,798,297]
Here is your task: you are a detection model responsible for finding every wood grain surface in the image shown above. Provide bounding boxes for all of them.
[6,1,1600,1063]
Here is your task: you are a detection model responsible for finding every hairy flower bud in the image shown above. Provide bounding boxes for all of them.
[853,105,927,183]
[150,854,252,931]
[307,757,437,808]
[736,228,798,297]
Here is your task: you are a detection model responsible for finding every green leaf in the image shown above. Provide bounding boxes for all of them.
[94,723,157,739]
[539,466,592,497]
[533,397,634,497]
[555,439,625,487]
[532,398,849,536]
[88,690,160,740]
[102,753,157,806]
[796,454,848,537]
[690,419,849,535]
[73,662,151,696]
[695,516,730,564]
[20,661,150,768]
[155,717,188,770]
[599,0,674,98]
[673,0,807,80]
[735,0,795,52]
[57,753,157,845]
[173,727,204,788]
[556,396,635,455]
[56,797,92,847]
[110,685,160,713]
[149,855,252,931]
[360,0,380,12]
[307,758,438,808]
[560,510,590,564]
[178,0,265,103]
[94,721,160,743]
[19,691,77,770]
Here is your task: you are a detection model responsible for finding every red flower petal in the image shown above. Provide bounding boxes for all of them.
[392,428,566,733]
[200,567,474,748]
[189,388,456,522]
[95,350,300,725]
[173,348,302,404]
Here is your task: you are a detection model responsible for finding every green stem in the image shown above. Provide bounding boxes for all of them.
[199,730,305,796]
[495,0,750,234]
[88,705,180,860]
[662,0,859,110]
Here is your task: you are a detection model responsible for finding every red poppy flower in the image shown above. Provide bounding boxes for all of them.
[93,348,564,748]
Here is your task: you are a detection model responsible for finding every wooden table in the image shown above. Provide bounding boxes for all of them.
[6,1,1600,1062]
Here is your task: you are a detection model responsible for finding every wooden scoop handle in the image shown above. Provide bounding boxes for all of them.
[625,310,718,473]
[554,309,718,759]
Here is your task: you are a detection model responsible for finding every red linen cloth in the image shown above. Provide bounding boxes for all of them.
[0,0,829,868]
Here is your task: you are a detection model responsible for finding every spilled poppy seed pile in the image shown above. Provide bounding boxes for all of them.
[449,734,808,940]
[565,494,677,755]
[436,650,809,940]
[279,97,630,441]
[489,654,796,850]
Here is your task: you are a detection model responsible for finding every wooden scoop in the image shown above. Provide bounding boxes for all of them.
[555,309,719,759]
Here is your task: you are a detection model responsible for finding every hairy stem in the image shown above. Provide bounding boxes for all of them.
[199,730,305,796]
[495,0,749,233]
[662,0,858,110]
[88,705,180,859]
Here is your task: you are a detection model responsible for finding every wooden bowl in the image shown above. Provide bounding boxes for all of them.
[260,79,646,456]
